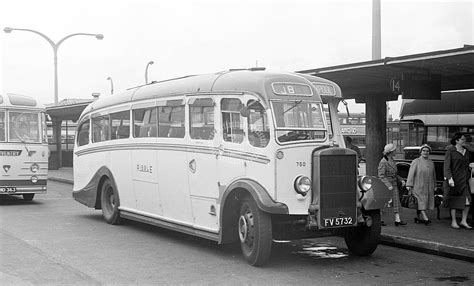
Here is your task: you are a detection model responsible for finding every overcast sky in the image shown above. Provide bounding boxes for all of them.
[1,0,473,118]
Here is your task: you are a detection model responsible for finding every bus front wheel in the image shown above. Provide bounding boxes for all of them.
[343,210,381,256]
[100,178,122,225]
[23,194,34,201]
[238,198,272,266]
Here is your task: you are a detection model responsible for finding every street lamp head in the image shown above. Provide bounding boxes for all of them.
[95,34,104,40]
[4,27,13,33]
[148,61,154,65]
[107,77,112,80]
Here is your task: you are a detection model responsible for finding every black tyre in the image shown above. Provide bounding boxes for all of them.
[344,210,381,256]
[23,194,34,201]
[100,178,122,225]
[238,198,272,266]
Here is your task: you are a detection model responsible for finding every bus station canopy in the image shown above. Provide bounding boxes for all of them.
[298,45,474,101]
[46,99,93,121]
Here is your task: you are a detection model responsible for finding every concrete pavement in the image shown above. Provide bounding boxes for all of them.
[48,167,474,262]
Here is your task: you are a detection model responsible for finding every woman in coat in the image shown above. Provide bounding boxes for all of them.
[444,133,472,229]
[406,144,436,225]
[378,143,407,226]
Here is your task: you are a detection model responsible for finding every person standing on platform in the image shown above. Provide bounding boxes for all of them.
[378,143,407,226]
[406,144,436,225]
[444,133,472,229]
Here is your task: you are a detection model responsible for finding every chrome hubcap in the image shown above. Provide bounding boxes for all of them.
[239,215,248,243]
[105,187,115,211]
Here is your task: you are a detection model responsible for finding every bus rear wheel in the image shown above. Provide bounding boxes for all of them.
[100,178,122,225]
[344,210,381,256]
[238,198,272,266]
[23,194,34,201]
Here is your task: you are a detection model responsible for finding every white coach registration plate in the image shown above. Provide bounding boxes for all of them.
[323,217,353,227]
[0,187,17,193]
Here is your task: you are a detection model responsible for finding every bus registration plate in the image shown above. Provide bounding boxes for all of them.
[323,217,353,227]
[0,187,16,193]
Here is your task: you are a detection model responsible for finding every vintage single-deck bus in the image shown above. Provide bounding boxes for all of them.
[0,93,48,200]
[73,69,390,266]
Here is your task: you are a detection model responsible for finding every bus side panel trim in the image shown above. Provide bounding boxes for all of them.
[120,209,219,242]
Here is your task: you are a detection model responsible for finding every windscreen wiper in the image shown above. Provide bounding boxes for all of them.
[281,100,303,115]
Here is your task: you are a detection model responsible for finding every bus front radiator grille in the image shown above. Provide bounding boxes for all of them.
[317,154,357,223]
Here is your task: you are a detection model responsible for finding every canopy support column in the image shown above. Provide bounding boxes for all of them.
[53,118,63,169]
[365,96,387,176]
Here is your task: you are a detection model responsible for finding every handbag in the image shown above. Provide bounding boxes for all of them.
[399,186,418,209]
[400,193,418,209]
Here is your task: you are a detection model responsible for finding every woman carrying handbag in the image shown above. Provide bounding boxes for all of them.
[378,143,407,226]
[406,144,436,225]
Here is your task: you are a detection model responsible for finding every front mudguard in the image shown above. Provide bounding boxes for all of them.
[72,166,116,209]
[358,176,391,210]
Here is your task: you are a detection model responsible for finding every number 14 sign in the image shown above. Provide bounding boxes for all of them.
[390,78,401,94]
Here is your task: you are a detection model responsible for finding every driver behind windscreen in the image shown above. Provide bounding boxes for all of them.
[16,122,30,141]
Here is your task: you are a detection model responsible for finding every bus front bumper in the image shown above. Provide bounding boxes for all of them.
[0,180,47,194]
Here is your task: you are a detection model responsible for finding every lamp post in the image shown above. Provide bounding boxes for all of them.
[4,27,104,105]
[145,60,154,84]
[106,77,114,95]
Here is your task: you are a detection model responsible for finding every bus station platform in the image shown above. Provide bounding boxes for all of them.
[48,167,474,262]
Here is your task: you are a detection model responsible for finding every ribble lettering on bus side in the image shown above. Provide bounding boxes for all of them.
[137,164,153,173]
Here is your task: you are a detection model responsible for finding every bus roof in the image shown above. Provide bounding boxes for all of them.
[80,70,342,118]
[400,90,474,126]
[0,93,45,109]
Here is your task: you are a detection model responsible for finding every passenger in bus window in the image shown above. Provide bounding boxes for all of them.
[443,133,472,229]
[406,144,436,225]
[378,143,407,226]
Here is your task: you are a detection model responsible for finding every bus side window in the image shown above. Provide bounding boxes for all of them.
[133,108,158,138]
[247,100,269,148]
[189,98,214,140]
[158,107,170,137]
[110,110,130,140]
[92,115,110,142]
[77,120,90,146]
[221,98,244,143]
[159,105,185,138]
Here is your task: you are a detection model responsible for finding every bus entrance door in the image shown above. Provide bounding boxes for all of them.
[186,143,219,232]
